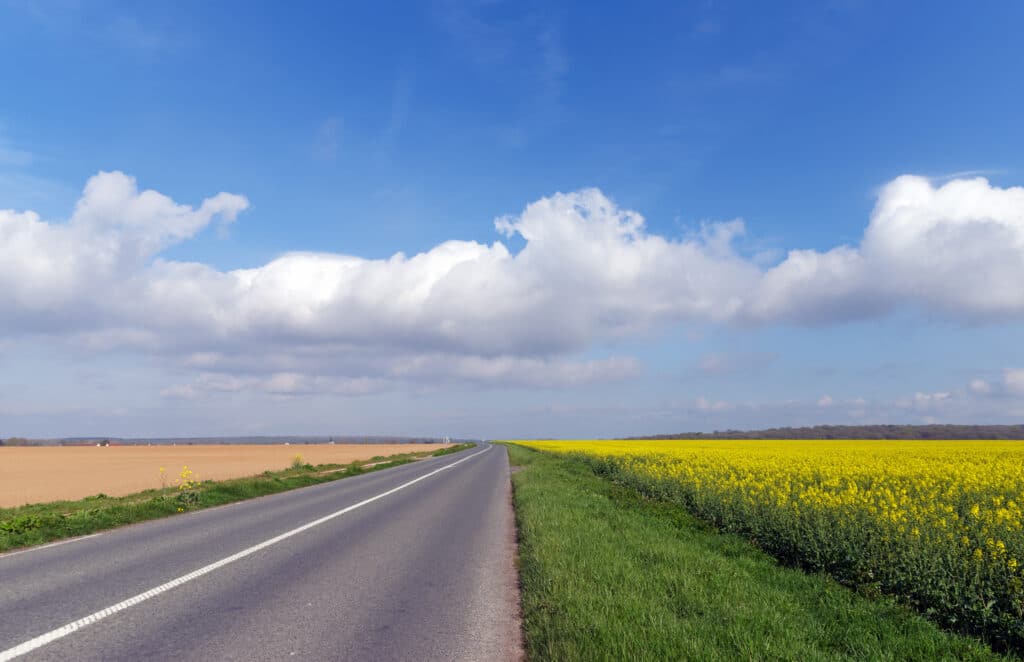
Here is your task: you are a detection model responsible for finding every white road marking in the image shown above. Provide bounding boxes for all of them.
[0,445,490,662]
[0,533,103,560]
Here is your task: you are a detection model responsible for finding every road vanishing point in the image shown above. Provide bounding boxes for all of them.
[0,444,522,661]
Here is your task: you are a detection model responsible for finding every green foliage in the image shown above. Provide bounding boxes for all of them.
[568,450,1024,654]
[505,444,1004,661]
[288,454,314,471]
[432,442,475,457]
[0,514,51,535]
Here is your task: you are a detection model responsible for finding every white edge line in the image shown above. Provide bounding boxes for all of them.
[0,533,104,560]
[0,445,490,662]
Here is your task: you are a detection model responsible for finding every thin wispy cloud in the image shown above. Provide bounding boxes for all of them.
[377,72,414,165]
[102,15,166,52]
[931,169,1008,183]
[5,2,174,53]
[693,19,721,35]
[0,142,32,167]
[435,0,569,146]
[313,116,343,162]
[695,352,779,377]
[0,123,33,167]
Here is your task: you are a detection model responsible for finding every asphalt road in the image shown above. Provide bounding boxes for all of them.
[0,444,522,661]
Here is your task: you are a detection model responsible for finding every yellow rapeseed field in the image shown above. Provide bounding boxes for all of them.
[513,439,1024,648]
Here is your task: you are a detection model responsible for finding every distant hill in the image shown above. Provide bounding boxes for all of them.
[1,435,473,447]
[632,424,1024,440]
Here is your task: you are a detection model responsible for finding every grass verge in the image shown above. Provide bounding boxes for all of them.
[506,444,1006,661]
[0,443,475,553]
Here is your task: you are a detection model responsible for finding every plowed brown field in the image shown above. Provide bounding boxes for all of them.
[0,444,451,507]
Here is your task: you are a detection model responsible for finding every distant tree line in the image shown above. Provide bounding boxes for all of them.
[632,424,1024,440]
[0,437,32,446]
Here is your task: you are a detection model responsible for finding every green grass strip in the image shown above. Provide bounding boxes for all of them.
[0,443,475,553]
[506,444,1007,661]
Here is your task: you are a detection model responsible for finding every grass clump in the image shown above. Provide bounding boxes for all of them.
[432,442,475,457]
[505,444,1005,661]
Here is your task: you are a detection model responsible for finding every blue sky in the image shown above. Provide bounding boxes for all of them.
[1,0,1022,439]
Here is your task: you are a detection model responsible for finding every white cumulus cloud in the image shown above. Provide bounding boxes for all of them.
[0,171,247,330]
[1006,369,1024,395]
[2,171,1023,396]
[748,175,1024,322]
[969,379,992,395]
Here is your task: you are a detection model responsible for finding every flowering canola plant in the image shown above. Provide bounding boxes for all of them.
[514,439,1024,648]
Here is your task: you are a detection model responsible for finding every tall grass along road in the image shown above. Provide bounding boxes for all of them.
[0,444,522,662]
[506,443,1004,661]
[515,440,1024,656]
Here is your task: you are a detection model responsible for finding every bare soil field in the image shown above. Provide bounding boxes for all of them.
[0,444,452,507]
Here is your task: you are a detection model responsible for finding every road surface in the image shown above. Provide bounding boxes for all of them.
[0,444,522,661]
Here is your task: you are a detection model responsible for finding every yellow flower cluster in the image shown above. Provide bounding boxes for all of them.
[514,439,1024,645]
[177,465,196,491]
[175,465,200,512]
